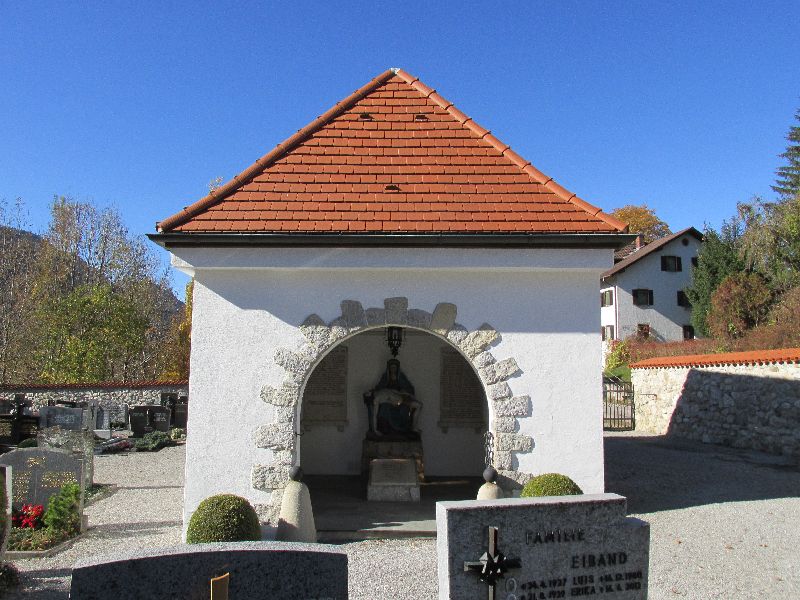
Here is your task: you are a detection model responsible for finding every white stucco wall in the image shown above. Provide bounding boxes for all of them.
[300,330,486,476]
[602,234,700,341]
[173,246,612,528]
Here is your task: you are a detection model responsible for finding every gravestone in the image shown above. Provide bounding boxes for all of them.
[38,427,95,489]
[129,405,170,436]
[173,401,188,430]
[0,465,11,556]
[367,458,420,502]
[437,494,649,600]
[39,406,84,431]
[70,541,348,599]
[0,447,85,514]
[95,406,110,430]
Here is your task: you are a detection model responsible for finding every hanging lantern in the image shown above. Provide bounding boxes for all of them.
[386,326,403,357]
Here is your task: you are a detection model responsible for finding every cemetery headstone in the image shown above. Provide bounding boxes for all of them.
[129,405,171,437]
[0,447,85,515]
[38,426,95,489]
[70,541,348,600]
[39,406,85,431]
[0,465,11,557]
[437,493,649,600]
[173,398,188,430]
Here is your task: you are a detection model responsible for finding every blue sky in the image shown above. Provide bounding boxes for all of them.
[2,1,798,296]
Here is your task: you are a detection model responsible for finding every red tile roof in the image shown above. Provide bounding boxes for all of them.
[156,69,627,236]
[630,348,800,369]
[602,227,703,279]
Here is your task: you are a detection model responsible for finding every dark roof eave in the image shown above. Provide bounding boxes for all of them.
[148,232,637,250]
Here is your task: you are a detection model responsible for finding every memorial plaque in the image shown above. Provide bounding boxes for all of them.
[302,346,348,427]
[367,458,420,502]
[39,406,84,431]
[437,494,649,599]
[0,447,85,512]
[439,348,486,430]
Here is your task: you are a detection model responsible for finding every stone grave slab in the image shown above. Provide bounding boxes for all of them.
[129,405,171,437]
[0,448,85,514]
[437,493,649,600]
[150,406,171,432]
[38,427,95,489]
[367,458,420,502]
[39,406,84,431]
[0,465,11,556]
[70,541,348,599]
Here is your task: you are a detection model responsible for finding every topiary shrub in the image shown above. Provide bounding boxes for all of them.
[186,494,261,544]
[43,482,81,535]
[520,473,583,498]
[17,437,37,448]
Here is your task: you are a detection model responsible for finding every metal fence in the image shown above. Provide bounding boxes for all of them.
[603,378,635,431]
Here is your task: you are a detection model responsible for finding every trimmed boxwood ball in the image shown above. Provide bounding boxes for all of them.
[520,473,583,498]
[17,437,37,448]
[186,494,261,544]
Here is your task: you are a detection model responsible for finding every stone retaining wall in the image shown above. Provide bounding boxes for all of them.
[0,382,188,422]
[632,361,800,460]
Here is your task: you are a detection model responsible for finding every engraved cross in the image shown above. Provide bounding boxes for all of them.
[464,526,521,600]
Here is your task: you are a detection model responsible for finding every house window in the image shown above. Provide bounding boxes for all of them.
[683,325,695,340]
[661,256,683,272]
[601,325,615,341]
[632,289,654,306]
[691,257,698,268]
[677,291,691,308]
[637,324,650,338]
[601,290,614,307]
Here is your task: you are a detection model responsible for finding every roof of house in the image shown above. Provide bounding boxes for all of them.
[601,227,703,279]
[630,347,800,369]
[153,68,629,243]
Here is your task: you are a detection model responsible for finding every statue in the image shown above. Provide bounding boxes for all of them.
[364,359,422,439]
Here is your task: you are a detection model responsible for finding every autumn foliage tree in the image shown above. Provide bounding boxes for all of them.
[705,272,772,339]
[610,204,671,243]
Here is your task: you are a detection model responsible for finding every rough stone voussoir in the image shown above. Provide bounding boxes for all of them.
[365,307,386,326]
[446,324,469,346]
[384,297,409,325]
[251,464,290,492]
[461,324,499,359]
[494,450,513,471]
[260,381,300,407]
[300,314,332,349]
[327,317,349,344]
[479,357,521,385]
[273,406,295,423]
[430,302,457,335]
[493,416,517,433]
[496,432,533,453]
[494,395,531,417]
[407,308,432,329]
[487,381,513,401]
[473,351,497,368]
[274,348,312,382]
[272,450,294,466]
[253,422,295,451]
[341,300,367,330]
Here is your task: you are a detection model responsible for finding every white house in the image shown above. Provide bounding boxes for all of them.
[600,227,703,345]
[149,68,632,531]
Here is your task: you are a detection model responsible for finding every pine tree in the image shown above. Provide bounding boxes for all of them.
[773,109,800,199]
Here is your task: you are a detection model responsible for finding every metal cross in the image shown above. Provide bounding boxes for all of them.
[464,526,521,600]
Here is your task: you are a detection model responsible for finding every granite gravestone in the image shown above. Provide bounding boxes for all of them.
[129,405,171,437]
[39,406,85,431]
[70,541,348,600]
[437,494,649,600]
[0,448,85,513]
[173,398,188,429]
[0,465,11,556]
[38,427,95,489]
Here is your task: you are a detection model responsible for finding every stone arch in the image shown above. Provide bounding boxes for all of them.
[251,297,533,523]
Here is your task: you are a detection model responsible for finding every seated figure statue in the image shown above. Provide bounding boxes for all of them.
[364,359,422,439]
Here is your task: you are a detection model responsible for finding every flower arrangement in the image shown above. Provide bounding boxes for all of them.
[12,504,44,529]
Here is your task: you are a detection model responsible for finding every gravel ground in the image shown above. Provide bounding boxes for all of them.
[6,433,799,599]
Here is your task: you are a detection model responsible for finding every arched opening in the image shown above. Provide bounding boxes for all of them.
[297,326,489,532]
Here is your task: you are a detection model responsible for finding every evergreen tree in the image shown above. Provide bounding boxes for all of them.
[686,221,745,336]
[773,109,800,199]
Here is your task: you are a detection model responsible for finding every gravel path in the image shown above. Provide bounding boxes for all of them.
[6,434,799,599]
